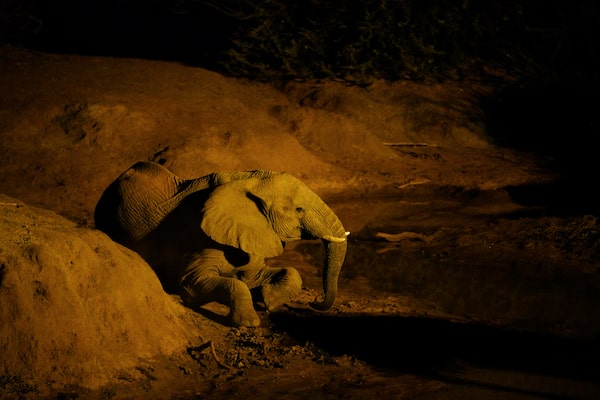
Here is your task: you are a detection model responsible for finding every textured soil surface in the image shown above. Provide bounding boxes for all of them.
[0,45,599,399]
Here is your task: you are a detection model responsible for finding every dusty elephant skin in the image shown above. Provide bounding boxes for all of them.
[94,161,348,327]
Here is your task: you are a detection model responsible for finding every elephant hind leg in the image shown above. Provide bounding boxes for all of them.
[261,267,302,311]
[179,250,260,327]
[236,265,302,312]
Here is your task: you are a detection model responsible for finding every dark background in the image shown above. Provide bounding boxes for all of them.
[2,0,599,84]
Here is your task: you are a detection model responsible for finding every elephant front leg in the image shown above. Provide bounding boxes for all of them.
[179,250,261,327]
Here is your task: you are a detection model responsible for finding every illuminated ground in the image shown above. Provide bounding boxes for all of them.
[0,45,598,399]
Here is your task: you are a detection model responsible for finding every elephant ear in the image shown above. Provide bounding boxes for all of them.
[200,181,284,257]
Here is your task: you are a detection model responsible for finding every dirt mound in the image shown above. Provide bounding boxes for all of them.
[0,46,547,228]
[0,195,200,395]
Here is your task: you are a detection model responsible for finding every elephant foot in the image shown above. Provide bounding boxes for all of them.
[229,306,261,327]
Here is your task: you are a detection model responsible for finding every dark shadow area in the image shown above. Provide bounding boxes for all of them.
[6,0,237,69]
[270,312,600,396]
[192,306,231,327]
[479,82,600,215]
[506,182,600,216]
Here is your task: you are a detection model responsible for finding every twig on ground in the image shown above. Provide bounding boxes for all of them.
[208,340,232,370]
[199,340,232,370]
[188,339,232,370]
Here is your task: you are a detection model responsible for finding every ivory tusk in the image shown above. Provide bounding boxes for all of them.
[322,232,350,242]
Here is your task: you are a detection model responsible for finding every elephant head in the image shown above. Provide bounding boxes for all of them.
[199,171,349,310]
[95,161,349,311]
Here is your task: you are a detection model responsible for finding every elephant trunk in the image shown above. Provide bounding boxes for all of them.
[311,238,348,310]
[308,206,348,311]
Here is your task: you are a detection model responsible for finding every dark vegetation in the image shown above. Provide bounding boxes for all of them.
[270,312,600,382]
[1,0,598,85]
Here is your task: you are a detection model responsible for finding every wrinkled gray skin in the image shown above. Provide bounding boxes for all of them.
[94,161,348,327]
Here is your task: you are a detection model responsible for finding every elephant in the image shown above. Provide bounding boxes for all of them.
[94,161,349,327]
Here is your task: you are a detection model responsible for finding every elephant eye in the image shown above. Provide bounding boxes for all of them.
[295,206,304,213]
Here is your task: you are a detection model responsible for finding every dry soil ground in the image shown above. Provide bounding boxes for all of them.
[0,45,599,399]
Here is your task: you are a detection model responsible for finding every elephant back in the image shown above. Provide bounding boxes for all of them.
[94,161,187,243]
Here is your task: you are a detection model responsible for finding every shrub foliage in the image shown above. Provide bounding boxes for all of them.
[196,0,599,84]
[2,0,598,84]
